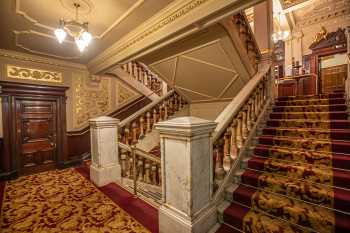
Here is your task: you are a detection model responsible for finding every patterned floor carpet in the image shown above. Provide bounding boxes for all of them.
[217,93,350,233]
[0,168,152,233]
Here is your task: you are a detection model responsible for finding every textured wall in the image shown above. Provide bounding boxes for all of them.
[189,101,230,121]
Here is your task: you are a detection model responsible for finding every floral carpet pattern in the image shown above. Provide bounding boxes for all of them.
[219,93,350,233]
[0,169,150,233]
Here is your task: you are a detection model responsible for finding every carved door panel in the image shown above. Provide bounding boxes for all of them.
[16,100,57,174]
[321,65,347,93]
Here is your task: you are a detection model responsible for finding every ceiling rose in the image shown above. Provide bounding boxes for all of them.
[60,0,94,15]
[54,2,93,52]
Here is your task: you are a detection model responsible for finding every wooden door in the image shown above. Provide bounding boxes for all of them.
[15,99,58,175]
[321,64,347,93]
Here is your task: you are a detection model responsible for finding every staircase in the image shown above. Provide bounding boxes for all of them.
[217,93,350,233]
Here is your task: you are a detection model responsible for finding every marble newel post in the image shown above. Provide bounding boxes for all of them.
[155,117,218,233]
[89,116,121,187]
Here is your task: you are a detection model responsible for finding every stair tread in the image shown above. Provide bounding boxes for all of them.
[238,169,350,213]
[230,184,350,233]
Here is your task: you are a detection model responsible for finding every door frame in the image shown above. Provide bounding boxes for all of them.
[0,81,68,178]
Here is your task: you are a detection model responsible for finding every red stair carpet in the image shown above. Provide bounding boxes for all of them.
[217,93,350,233]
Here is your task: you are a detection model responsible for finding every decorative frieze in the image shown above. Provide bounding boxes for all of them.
[6,65,63,83]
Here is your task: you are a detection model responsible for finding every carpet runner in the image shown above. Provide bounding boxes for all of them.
[217,93,350,233]
[0,167,158,233]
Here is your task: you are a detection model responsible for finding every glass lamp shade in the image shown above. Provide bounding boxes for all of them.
[75,37,86,52]
[272,30,289,43]
[54,28,66,43]
[81,31,92,46]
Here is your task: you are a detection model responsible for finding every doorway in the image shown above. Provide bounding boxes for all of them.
[0,81,68,177]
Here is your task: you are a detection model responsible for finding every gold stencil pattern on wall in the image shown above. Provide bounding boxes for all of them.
[6,64,63,83]
[118,83,137,104]
[74,76,111,127]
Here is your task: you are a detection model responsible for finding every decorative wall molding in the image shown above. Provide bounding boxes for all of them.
[6,65,63,83]
[0,49,87,71]
[88,0,265,74]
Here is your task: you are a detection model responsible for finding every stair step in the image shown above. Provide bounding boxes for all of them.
[223,202,308,233]
[215,224,241,233]
[272,104,347,113]
[253,144,350,170]
[270,111,348,120]
[239,169,350,213]
[275,98,346,106]
[257,135,350,154]
[246,156,350,189]
[262,127,350,140]
[266,119,350,129]
[277,93,345,101]
[230,185,350,233]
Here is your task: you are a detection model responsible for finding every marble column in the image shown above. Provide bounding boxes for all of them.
[89,116,121,187]
[155,117,217,233]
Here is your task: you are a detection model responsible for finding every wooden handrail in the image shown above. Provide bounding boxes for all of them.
[119,90,175,128]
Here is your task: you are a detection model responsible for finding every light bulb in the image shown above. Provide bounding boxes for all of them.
[81,31,92,46]
[75,37,86,52]
[54,28,66,43]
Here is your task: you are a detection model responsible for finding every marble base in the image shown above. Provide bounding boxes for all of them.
[90,164,121,187]
[159,204,217,233]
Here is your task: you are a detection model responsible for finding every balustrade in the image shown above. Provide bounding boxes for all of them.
[119,143,162,192]
[121,61,163,95]
[119,91,186,146]
[232,12,260,71]
[213,72,270,191]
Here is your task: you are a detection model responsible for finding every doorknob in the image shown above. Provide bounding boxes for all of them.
[50,142,56,148]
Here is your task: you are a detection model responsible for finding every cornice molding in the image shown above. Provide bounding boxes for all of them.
[0,49,87,71]
[87,0,264,74]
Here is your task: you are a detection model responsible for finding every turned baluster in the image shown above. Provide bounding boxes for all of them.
[158,105,164,121]
[254,90,260,117]
[133,62,138,78]
[144,160,151,183]
[153,108,158,126]
[223,129,232,172]
[163,102,168,120]
[128,62,133,74]
[242,107,249,139]
[236,113,243,149]
[246,101,252,131]
[137,157,144,182]
[128,155,134,178]
[139,116,145,139]
[214,144,225,185]
[230,120,238,160]
[146,112,152,133]
[138,66,143,82]
[132,121,138,144]
[143,70,148,86]
[124,126,130,145]
[120,149,127,177]
[151,163,157,185]
[174,94,179,111]
[158,166,162,186]
[168,97,174,114]
[122,64,128,72]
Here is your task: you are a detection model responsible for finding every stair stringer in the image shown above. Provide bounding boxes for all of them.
[107,66,160,102]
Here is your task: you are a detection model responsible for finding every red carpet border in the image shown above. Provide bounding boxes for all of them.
[217,93,350,233]
[76,166,159,233]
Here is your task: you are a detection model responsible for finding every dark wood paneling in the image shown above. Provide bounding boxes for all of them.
[0,81,68,178]
[66,96,152,161]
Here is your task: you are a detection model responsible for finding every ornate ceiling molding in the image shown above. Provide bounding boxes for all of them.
[297,7,350,27]
[15,0,145,39]
[13,30,81,60]
[88,0,265,74]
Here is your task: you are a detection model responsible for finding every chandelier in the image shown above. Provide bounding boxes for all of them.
[272,12,290,43]
[54,3,92,52]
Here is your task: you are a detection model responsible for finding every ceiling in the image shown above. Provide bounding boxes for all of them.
[0,0,173,64]
[140,23,253,103]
